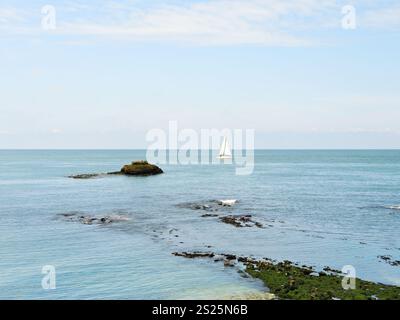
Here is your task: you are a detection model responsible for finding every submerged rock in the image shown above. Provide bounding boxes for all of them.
[201,213,219,218]
[219,215,264,228]
[223,254,237,260]
[68,173,104,179]
[224,259,236,267]
[58,212,130,225]
[378,255,400,267]
[172,252,215,259]
[176,199,239,212]
[176,201,218,212]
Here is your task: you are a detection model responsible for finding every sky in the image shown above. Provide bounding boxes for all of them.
[0,0,399,149]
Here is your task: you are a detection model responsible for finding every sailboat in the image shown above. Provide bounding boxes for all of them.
[218,136,232,159]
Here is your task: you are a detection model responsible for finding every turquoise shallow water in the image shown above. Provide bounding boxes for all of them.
[0,150,400,299]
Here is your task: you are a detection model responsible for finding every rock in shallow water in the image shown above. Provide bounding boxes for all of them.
[69,160,163,179]
[68,173,104,179]
[172,252,215,259]
[175,199,238,212]
[114,160,164,176]
[58,212,131,225]
[378,255,400,267]
[219,215,264,228]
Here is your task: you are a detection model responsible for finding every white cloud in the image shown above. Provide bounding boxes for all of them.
[57,0,338,46]
[0,7,35,35]
[50,129,62,134]
[0,8,21,23]
[361,5,400,29]
[1,1,400,45]
[315,94,400,107]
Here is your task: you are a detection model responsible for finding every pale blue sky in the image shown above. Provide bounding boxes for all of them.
[0,0,399,148]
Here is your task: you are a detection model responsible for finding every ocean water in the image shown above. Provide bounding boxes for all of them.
[0,150,399,300]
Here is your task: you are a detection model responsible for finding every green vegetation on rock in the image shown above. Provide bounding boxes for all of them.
[245,260,400,300]
[120,160,163,176]
[69,160,164,179]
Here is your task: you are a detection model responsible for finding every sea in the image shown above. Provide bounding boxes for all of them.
[0,150,399,299]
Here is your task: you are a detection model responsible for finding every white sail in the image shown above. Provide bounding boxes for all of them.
[219,137,227,156]
[224,138,232,157]
[218,136,232,159]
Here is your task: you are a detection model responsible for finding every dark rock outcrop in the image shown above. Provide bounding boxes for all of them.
[176,199,238,212]
[58,212,130,225]
[172,252,215,259]
[219,215,264,228]
[176,201,218,212]
[110,160,163,176]
[378,255,400,267]
[201,213,219,218]
[69,160,163,179]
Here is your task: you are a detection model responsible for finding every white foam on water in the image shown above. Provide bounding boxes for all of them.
[106,214,132,221]
[218,199,238,207]
[384,205,400,210]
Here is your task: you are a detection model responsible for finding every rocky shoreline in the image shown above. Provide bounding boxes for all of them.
[172,251,400,300]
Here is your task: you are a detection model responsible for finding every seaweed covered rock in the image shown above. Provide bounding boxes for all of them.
[117,161,163,176]
[69,160,163,179]
[171,251,400,300]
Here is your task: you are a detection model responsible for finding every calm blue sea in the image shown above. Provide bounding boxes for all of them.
[0,150,399,299]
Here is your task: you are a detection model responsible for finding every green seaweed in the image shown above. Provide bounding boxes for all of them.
[245,260,400,300]
[120,161,163,176]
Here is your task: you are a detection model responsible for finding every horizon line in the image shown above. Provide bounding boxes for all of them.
[1,148,400,151]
